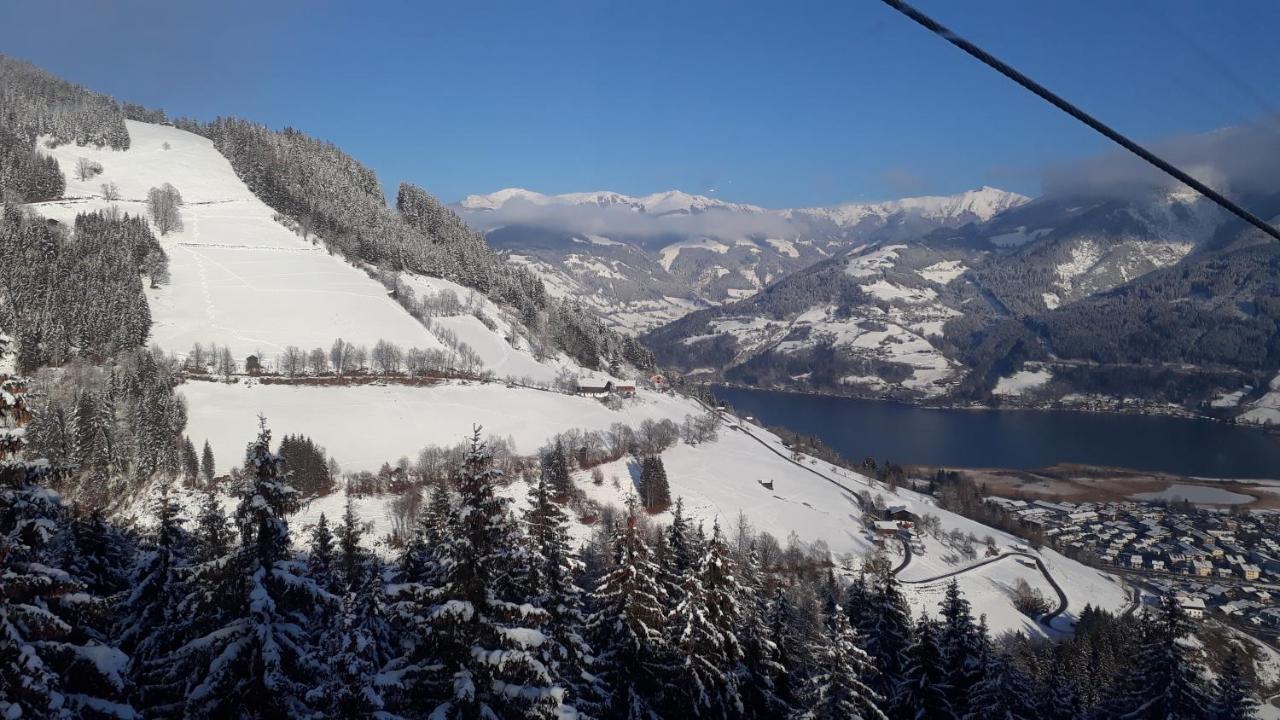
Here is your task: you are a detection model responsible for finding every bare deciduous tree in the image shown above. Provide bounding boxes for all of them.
[100,181,120,201]
[280,346,306,376]
[75,157,103,181]
[147,183,184,235]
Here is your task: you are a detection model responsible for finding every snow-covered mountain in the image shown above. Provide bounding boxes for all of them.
[462,187,768,216]
[460,186,1029,333]
[644,185,1280,416]
[788,185,1029,227]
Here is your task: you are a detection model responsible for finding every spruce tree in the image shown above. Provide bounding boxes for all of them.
[524,472,601,712]
[309,512,338,593]
[310,558,393,718]
[120,483,191,716]
[738,544,789,719]
[1115,597,1212,719]
[799,602,885,720]
[180,437,199,485]
[938,579,986,714]
[896,618,956,720]
[667,521,743,717]
[964,652,1036,720]
[412,426,566,719]
[199,439,215,484]
[542,439,573,498]
[588,501,673,719]
[170,423,331,718]
[1208,649,1259,720]
[858,566,914,714]
[336,494,369,589]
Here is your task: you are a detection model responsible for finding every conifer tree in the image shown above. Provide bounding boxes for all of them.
[667,497,694,576]
[170,423,331,718]
[1208,649,1259,720]
[1114,597,1212,719]
[799,602,884,720]
[523,472,601,711]
[336,493,369,589]
[309,512,338,593]
[310,557,393,718]
[857,566,914,714]
[588,501,673,719]
[410,426,566,719]
[180,436,199,484]
[964,652,1036,720]
[938,579,986,714]
[542,438,573,498]
[191,485,231,564]
[199,439,215,484]
[738,544,789,719]
[667,521,744,717]
[120,483,191,715]
[896,618,956,720]
[638,455,671,511]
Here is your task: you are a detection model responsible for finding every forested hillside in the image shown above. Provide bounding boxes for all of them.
[189,116,652,372]
[644,185,1280,419]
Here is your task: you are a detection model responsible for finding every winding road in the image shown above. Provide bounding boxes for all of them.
[698,399,1073,627]
[896,550,1070,625]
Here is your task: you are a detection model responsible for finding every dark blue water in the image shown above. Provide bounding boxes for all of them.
[712,385,1280,480]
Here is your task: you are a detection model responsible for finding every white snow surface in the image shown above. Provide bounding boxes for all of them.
[35,121,444,360]
[917,260,966,285]
[173,380,1128,636]
[993,368,1053,397]
[1131,484,1256,505]
[1240,372,1280,426]
[180,381,694,475]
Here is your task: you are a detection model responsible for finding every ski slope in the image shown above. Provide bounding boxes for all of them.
[33,121,446,360]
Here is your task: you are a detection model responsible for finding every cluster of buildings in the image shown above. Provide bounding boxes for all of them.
[985,495,1280,631]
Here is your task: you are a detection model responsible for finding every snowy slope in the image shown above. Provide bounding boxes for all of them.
[176,379,1127,636]
[33,121,445,359]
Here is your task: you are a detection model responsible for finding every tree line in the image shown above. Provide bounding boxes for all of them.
[1,207,167,372]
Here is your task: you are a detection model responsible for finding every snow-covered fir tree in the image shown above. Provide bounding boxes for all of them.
[400,426,568,719]
[895,618,956,720]
[798,601,884,720]
[168,422,332,718]
[1208,649,1259,720]
[522,472,601,712]
[588,501,674,719]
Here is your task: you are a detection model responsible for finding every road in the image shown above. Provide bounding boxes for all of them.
[897,551,1070,625]
[695,399,869,510]
[892,533,913,575]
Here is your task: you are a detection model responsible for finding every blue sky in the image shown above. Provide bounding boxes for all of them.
[4,1,1279,207]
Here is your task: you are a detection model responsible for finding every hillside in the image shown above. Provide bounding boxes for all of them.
[643,185,1280,419]
[460,185,1028,334]
[3,105,1125,639]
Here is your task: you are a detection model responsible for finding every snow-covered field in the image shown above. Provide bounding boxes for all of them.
[993,368,1053,397]
[1131,483,1256,505]
[179,376,1127,635]
[35,122,448,361]
[1240,372,1280,426]
[180,381,698,475]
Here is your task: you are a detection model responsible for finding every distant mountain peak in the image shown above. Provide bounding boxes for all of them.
[461,185,1028,225]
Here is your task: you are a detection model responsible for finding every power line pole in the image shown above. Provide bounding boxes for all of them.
[881,0,1280,243]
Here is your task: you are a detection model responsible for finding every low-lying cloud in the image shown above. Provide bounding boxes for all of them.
[459,197,808,240]
[1042,119,1280,198]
